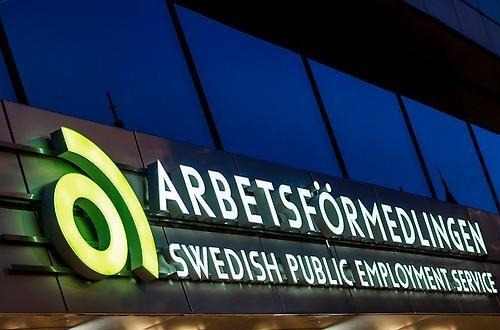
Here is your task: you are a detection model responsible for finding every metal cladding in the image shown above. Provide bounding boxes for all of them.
[0,100,499,314]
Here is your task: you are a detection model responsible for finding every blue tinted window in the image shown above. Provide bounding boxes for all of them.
[483,16,500,55]
[310,61,430,196]
[453,0,492,49]
[424,0,461,31]
[0,53,14,101]
[463,0,479,9]
[476,0,500,23]
[405,97,497,213]
[404,0,426,11]
[473,126,500,206]
[177,6,341,175]
[0,0,213,147]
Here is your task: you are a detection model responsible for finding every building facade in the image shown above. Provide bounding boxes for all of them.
[0,0,499,329]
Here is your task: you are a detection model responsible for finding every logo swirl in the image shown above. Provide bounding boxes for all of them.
[42,127,158,281]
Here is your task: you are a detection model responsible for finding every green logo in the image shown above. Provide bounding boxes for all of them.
[42,127,158,281]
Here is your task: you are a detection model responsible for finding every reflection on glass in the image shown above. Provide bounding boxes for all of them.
[405,97,497,213]
[424,0,461,31]
[483,16,500,56]
[472,125,500,206]
[310,60,430,196]
[0,54,15,101]
[0,0,213,147]
[452,0,492,48]
[475,0,500,23]
[177,6,341,175]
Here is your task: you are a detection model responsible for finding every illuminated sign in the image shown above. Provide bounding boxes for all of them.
[164,242,497,295]
[148,161,487,256]
[42,127,158,281]
[41,127,497,297]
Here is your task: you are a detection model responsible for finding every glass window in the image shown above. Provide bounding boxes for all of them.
[0,0,213,147]
[483,16,500,56]
[310,61,430,196]
[0,52,15,101]
[177,6,341,176]
[463,0,479,9]
[475,0,500,23]
[404,97,497,213]
[404,0,426,12]
[472,125,500,206]
[453,0,492,49]
[424,0,462,31]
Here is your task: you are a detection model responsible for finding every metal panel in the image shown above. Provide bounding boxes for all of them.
[0,207,42,236]
[1,101,499,317]
[136,131,235,169]
[3,101,142,168]
[310,173,377,204]
[0,208,66,312]
[234,155,314,231]
[0,151,26,193]
[164,227,284,313]
[57,275,189,314]
[234,154,313,188]
[311,172,378,243]
[123,170,148,208]
[135,131,241,215]
[19,151,144,204]
[369,186,468,313]
[57,275,190,314]
[423,196,470,229]
[468,208,500,263]
[0,101,11,142]
[447,258,500,314]
[260,237,355,314]
[56,225,189,314]
[455,289,500,314]
[484,262,500,313]
[374,186,441,252]
[333,245,415,314]
[19,155,75,195]
[395,252,461,314]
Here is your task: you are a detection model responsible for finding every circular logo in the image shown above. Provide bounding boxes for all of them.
[42,127,158,281]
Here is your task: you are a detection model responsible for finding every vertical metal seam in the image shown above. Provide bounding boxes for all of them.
[43,231,71,313]
[301,55,350,179]
[1,100,30,193]
[2,100,70,312]
[133,131,146,169]
[466,122,500,213]
[0,20,28,104]
[396,94,438,199]
[165,0,224,151]
[257,236,286,313]
[162,227,194,313]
